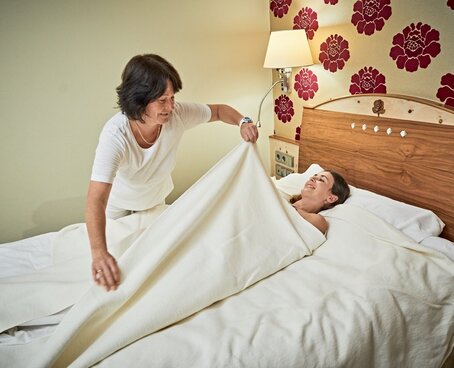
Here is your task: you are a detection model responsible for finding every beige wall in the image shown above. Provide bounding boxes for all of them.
[0,0,273,242]
[268,0,454,139]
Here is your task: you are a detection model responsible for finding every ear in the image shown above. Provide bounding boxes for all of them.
[326,194,338,204]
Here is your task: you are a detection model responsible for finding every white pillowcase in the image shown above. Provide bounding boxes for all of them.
[271,164,445,243]
[271,164,324,202]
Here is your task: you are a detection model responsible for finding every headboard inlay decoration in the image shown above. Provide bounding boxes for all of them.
[372,99,385,116]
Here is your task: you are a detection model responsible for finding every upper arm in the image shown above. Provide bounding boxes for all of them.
[91,128,125,184]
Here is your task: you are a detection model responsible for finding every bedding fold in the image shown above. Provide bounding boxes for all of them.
[1,142,325,368]
[0,204,168,333]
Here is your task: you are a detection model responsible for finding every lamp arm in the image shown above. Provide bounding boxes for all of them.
[256,79,282,128]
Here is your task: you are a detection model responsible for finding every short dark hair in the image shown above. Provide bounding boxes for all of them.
[116,54,183,122]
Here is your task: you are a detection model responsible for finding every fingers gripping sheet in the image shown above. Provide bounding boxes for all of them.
[1,143,325,368]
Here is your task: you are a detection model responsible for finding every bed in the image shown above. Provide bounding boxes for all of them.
[1,94,453,368]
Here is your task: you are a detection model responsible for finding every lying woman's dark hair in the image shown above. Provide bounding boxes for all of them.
[289,170,350,209]
[326,171,350,209]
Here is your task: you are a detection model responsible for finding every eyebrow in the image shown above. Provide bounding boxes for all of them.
[315,174,329,181]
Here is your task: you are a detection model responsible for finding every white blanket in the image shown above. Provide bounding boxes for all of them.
[0,143,325,368]
[93,204,454,368]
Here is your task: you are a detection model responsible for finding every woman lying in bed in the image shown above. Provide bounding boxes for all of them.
[290,171,350,233]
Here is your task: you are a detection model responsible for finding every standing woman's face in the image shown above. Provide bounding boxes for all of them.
[143,80,175,125]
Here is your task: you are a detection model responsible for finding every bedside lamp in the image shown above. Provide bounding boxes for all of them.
[257,29,313,127]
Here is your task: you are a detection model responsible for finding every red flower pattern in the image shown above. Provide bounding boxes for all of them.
[351,0,392,36]
[293,7,319,40]
[270,0,292,18]
[448,0,454,10]
[295,126,301,141]
[323,0,339,4]
[390,22,441,72]
[436,73,454,108]
[274,95,295,123]
[349,66,387,94]
[319,34,350,73]
[294,68,319,101]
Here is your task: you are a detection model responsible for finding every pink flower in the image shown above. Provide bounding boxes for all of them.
[319,34,350,73]
[295,126,301,141]
[448,0,454,10]
[293,7,319,40]
[351,0,392,36]
[294,68,319,100]
[323,0,339,4]
[390,22,441,72]
[436,73,454,108]
[349,66,387,94]
[274,95,295,123]
[270,0,292,18]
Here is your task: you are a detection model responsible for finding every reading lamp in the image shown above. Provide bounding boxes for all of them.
[257,29,314,127]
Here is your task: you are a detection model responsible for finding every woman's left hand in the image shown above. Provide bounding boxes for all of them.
[240,122,259,143]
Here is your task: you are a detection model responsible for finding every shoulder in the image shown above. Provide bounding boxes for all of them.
[101,112,129,135]
[294,207,328,234]
[98,112,130,143]
[310,213,328,234]
[96,112,131,152]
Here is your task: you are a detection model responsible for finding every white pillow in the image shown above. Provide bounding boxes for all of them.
[419,236,454,261]
[271,164,445,243]
[271,164,324,202]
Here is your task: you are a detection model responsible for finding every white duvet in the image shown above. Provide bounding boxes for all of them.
[0,143,325,367]
[1,142,453,368]
[86,206,454,368]
[88,204,454,368]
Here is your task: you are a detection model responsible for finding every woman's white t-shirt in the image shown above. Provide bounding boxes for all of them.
[91,102,211,212]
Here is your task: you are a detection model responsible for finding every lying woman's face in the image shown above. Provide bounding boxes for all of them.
[302,171,335,200]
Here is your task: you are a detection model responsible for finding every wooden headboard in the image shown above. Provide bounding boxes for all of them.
[297,94,454,241]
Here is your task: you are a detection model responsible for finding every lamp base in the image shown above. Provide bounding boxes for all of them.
[277,67,292,93]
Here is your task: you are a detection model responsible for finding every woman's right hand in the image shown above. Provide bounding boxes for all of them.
[86,180,119,291]
[91,250,121,291]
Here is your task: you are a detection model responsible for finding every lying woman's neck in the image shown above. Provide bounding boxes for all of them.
[292,197,322,214]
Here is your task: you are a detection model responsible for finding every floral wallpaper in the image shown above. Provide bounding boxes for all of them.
[268,0,454,140]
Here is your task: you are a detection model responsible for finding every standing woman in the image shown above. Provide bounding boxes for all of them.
[86,54,258,291]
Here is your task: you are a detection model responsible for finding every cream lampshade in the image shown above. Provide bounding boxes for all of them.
[257,29,314,127]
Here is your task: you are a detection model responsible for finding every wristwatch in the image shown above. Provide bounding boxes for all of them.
[239,116,253,126]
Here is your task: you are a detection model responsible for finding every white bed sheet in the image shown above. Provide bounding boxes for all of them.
[0,232,56,278]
